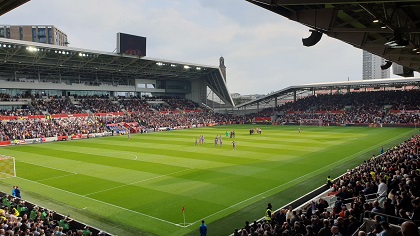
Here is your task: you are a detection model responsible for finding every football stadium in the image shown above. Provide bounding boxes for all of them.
[0,1,420,236]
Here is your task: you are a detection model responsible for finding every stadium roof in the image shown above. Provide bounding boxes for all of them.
[0,38,234,107]
[246,0,420,75]
[236,77,420,108]
[0,0,30,16]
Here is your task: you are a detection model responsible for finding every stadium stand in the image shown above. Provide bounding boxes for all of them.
[245,90,420,127]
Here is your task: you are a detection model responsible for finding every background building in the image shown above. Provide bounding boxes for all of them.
[0,25,68,46]
[362,50,390,80]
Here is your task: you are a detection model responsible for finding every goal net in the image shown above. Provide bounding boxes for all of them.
[0,156,16,179]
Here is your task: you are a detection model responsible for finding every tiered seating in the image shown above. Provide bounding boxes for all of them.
[76,97,120,113]
[250,90,420,125]
[0,120,58,140]
[119,97,150,113]
[163,97,201,110]
[32,98,82,115]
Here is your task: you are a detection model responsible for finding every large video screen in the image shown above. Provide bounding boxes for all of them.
[117,32,146,57]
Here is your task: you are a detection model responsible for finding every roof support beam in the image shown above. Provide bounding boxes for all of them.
[270,0,420,5]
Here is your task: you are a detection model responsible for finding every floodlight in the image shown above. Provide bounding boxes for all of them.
[302,30,323,47]
[26,46,37,52]
[380,61,392,70]
[385,34,409,48]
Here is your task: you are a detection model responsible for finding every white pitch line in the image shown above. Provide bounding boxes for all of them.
[84,168,192,197]
[17,160,78,174]
[15,176,182,227]
[184,129,416,227]
[37,173,78,182]
[76,150,139,161]
[127,153,138,160]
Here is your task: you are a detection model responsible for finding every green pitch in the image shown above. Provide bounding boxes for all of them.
[0,125,417,236]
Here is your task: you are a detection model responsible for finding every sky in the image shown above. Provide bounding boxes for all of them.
[0,0,390,95]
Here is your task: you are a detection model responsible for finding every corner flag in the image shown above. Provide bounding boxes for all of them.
[182,206,185,226]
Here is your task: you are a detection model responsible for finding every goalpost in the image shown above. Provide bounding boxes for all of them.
[0,155,16,179]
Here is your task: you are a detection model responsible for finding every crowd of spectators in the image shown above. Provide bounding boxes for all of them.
[75,98,121,113]
[0,118,107,141]
[32,98,82,115]
[263,90,420,125]
[54,118,106,136]
[276,90,420,112]
[234,134,420,236]
[0,90,419,141]
[163,98,201,110]
[0,93,32,102]
[119,98,150,113]
[0,120,59,141]
[0,108,38,117]
[0,194,99,235]
[0,110,243,141]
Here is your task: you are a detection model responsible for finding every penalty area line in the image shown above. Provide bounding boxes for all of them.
[17,160,78,174]
[37,173,78,182]
[84,168,192,197]
[15,176,183,227]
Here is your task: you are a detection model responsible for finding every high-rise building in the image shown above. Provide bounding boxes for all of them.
[0,25,68,46]
[362,50,390,80]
